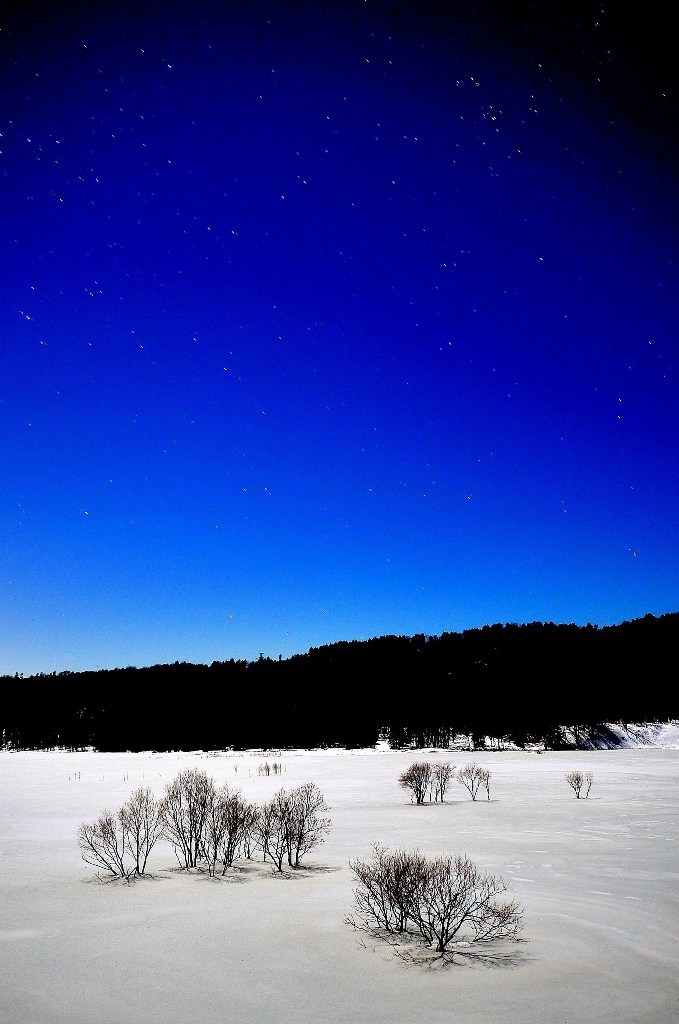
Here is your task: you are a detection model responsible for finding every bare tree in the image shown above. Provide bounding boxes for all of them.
[239,802,260,860]
[409,854,521,953]
[349,846,522,961]
[399,762,433,804]
[219,788,256,871]
[565,771,593,798]
[457,763,491,801]
[78,811,129,878]
[200,787,230,877]
[350,844,428,934]
[119,787,163,876]
[161,768,215,869]
[432,762,455,802]
[584,771,594,799]
[255,789,291,872]
[286,782,332,868]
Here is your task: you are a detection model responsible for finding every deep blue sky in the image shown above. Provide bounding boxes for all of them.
[2,1,677,675]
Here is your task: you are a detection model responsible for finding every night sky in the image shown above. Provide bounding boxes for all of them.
[2,1,677,676]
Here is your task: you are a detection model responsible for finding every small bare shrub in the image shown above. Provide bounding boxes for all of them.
[432,762,455,802]
[253,782,331,871]
[200,787,230,877]
[565,770,593,798]
[161,768,215,869]
[286,782,332,867]
[457,763,491,801]
[78,811,129,878]
[255,789,291,872]
[409,854,519,952]
[119,787,163,875]
[240,802,260,859]
[349,846,522,962]
[399,762,433,804]
[220,788,257,871]
[350,843,428,933]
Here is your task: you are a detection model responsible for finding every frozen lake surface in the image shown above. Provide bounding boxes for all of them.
[1,747,678,1024]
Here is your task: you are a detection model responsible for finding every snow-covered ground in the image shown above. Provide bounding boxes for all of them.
[1,744,678,1024]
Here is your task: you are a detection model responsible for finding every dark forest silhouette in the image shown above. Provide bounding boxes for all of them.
[1,612,676,751]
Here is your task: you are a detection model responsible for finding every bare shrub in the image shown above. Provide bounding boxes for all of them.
[457,763,491,801]
[255,789,291,872]
[161,768,215,869]
[432,762,455,802]
[349,846,522,962]
[220,788,257,871]
[286,782,332,867]
[253,782,332,871]
[408,854,520,952]
[240,802,260,859]
[350,844,428,933]
[565,770,593,798]
[119,787,163,875]
[78,811,129,878]
[77,774,326,881]
[200,786,230,877]
[399,762,433,804]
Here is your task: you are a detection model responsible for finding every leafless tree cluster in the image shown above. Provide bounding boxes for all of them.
[77,787,162,880]
[162,770,329,874]
[161,769,259,876]
[349,844,522,961]
[456,763,491,801]
[256,782,332,871]
[565,770,593,798]
[398,762,455,804]
[399,761,491,803]
[78,770,330,879]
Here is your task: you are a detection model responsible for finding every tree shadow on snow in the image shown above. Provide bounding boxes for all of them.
[348,919,533,971]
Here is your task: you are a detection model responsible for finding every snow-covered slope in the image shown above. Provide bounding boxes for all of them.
[577,720,679,749]
[439,721,679,752]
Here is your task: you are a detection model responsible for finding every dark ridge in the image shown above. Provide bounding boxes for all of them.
[1,611,677,751]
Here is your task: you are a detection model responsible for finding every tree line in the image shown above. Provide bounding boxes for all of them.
[1,612,677,751]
